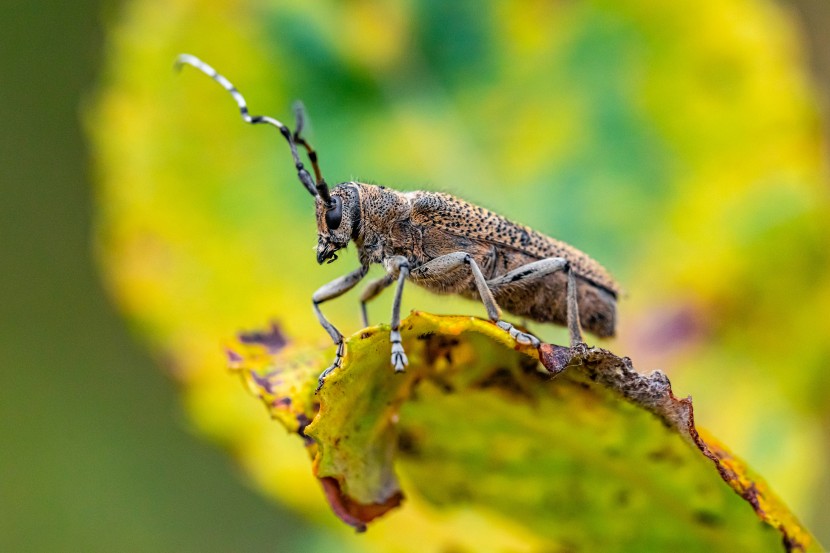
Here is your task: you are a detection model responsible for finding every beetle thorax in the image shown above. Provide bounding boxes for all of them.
[352,184,412,266]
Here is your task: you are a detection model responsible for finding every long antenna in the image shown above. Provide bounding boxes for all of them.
[175,54,331,204]
[292,101,332,203]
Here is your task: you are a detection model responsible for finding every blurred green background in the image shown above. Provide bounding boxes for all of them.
[0,2,334,552]
[3,0,830,551]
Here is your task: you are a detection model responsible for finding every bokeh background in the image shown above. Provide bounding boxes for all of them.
[3,0,830,551]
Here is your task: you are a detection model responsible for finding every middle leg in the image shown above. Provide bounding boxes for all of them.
[385,256,411,371]
[358,273,396,327]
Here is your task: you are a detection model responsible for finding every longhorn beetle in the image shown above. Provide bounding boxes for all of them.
[176,54,620,391]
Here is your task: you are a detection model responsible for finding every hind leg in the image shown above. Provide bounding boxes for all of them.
[487,257,583,346]
[410,253,555,347]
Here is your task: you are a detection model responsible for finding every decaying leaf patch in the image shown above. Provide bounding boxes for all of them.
[228,312,817,552]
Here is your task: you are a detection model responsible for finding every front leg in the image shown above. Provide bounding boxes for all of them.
[385,256,411,372]
[313,265,369,391]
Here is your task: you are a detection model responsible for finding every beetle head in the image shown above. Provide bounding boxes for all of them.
[315,184,361,264]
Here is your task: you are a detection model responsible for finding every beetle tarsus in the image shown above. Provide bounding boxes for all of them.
[390,329,408,372]
[496,320,541,348]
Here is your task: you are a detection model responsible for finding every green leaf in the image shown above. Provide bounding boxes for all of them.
[230,312,816,552]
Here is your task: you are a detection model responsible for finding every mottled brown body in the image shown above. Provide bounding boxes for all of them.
[316,183,619,338]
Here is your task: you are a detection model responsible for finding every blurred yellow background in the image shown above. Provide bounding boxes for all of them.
[3,0,830,551]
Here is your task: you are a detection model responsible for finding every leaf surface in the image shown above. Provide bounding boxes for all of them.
[230,312,816,552]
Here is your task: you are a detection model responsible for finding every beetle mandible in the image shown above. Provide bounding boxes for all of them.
[176,54,620,391]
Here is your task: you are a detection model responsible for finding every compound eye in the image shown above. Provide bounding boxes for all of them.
[325,196,343,230]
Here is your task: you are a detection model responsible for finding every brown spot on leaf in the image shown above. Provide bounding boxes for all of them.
[646,446,686,466]
[225,347,243,366]
[474,367,531,398]
[397,429,420,457]
[296,413,313,445]
[694,509,723,527]
[249,370,274,394]
[238,321,288,353]
[615,489,630,507]
[422,333,460,365]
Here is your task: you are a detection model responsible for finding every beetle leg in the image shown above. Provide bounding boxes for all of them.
[487,257,584,347]
[491,320,539,347]
[358,273,396,327]
[385,256,411,372]
[566,264,583,346]
[410,252,541,347]
[313,265,369,391]
[486,257,568,288]
[462,254,548,347]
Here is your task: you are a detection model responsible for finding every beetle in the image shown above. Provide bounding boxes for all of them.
[176,54,620,390]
